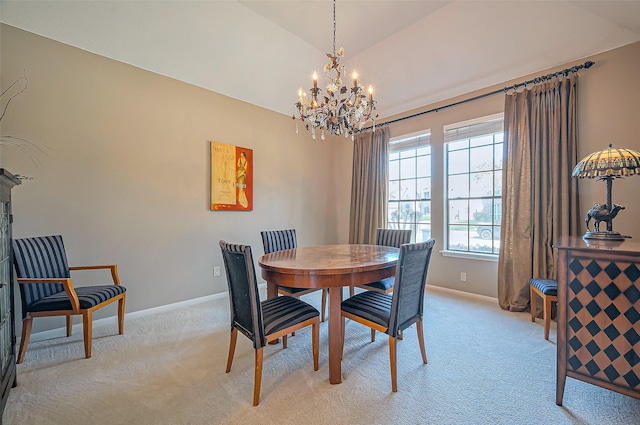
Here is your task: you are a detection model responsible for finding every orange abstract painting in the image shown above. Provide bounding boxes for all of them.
[210,141,253,211]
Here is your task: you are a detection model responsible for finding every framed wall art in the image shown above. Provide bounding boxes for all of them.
[210,141,253,211]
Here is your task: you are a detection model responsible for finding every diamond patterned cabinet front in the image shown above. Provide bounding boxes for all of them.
[555,236,640,406]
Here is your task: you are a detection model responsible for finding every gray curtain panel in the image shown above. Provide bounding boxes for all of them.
[349,127,390,244]
[498,75,581,312]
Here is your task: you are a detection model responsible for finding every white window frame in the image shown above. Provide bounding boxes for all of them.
[442,113,504,260]
[387,130,431,243]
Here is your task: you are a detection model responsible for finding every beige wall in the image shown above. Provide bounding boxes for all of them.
[1,23,639,333]
[0,25,353,333]
[577,42,640,236]
[382,41,640,298]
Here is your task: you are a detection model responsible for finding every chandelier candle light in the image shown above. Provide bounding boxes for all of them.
[293,0,378,140]
[572,143,640,240]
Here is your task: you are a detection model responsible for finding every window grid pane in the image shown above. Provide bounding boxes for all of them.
[388,132,431,242]
[445,116,503,255]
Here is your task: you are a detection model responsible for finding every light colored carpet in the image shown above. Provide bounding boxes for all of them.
[4,286,640,425]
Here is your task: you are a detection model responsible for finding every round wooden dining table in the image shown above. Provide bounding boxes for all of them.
[258,244,399,384]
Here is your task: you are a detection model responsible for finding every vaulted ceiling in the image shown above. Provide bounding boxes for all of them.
[2,1,639,119]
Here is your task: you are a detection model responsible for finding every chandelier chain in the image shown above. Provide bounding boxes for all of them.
[332,0,336,57]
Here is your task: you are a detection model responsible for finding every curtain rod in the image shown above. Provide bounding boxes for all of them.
[359,60,595,133]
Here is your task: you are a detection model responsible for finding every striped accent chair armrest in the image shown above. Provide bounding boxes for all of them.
[12,235,127,363]
[350,228,412,296]
[260,229,327,322]
[219,241,320,406]
[341,239,436,392]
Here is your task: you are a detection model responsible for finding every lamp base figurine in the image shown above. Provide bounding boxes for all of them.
[583,230,628,241]
[583,203,630,241]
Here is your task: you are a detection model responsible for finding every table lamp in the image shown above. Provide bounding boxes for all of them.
[572,144,640,240]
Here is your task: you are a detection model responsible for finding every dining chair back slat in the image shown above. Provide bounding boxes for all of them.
[350,228,412,296]
[219,241,266,348]
[388,239,436,337]
[260,229,328,322]
[376,228,412,248]
[261,229,297,254]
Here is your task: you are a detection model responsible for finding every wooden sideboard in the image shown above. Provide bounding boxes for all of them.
[0,170,20,423]
[555,236,640,405]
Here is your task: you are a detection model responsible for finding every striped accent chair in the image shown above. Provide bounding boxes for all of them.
[260,229,327,322]
[12,235,126,363]
[529,278,558,341]
[350,228,412,296]
[219,240,319,406]
[341,239,435,392]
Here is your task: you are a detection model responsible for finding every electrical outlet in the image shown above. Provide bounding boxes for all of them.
[460,272,467,282]
[214,266,221,277]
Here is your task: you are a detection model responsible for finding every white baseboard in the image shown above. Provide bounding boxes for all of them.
[25,283,492,343]
[426,284,498,304]
[26,291,231,344]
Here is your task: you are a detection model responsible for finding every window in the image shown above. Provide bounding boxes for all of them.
[387,131,431,242]
[445,114,503,255]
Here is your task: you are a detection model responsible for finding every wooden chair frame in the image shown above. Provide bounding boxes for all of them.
[16,264,126,363]
[349,281,393,297]
[341,312,427,392]
[226,316,319,406]
[530,284,557,341]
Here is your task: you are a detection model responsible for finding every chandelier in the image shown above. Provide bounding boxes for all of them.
[293,0,378,140]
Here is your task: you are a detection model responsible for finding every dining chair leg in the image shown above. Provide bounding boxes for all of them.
[371,329,376,342]
[389,336,398,392]
[82,310,93,359]
[544,297,553,341]
[321,290,327,322]
[226,328,238,373]
[17,316,33,364]
[253,348,264,406]
[282,334,288,349]
[530,286,537,322]
[312,319,319,371]
[66,315,73,337]
[340,316,346,360]
[118,294,126,334]
[416,320,428,364]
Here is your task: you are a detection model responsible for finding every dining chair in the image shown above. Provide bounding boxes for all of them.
[12,235,127,363]
[341,239,435,392]
[349,228,412,297]
[260,229,327,322]
[219,241,320,406]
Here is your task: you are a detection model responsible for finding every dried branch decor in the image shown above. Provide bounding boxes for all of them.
[0,72,49,179]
